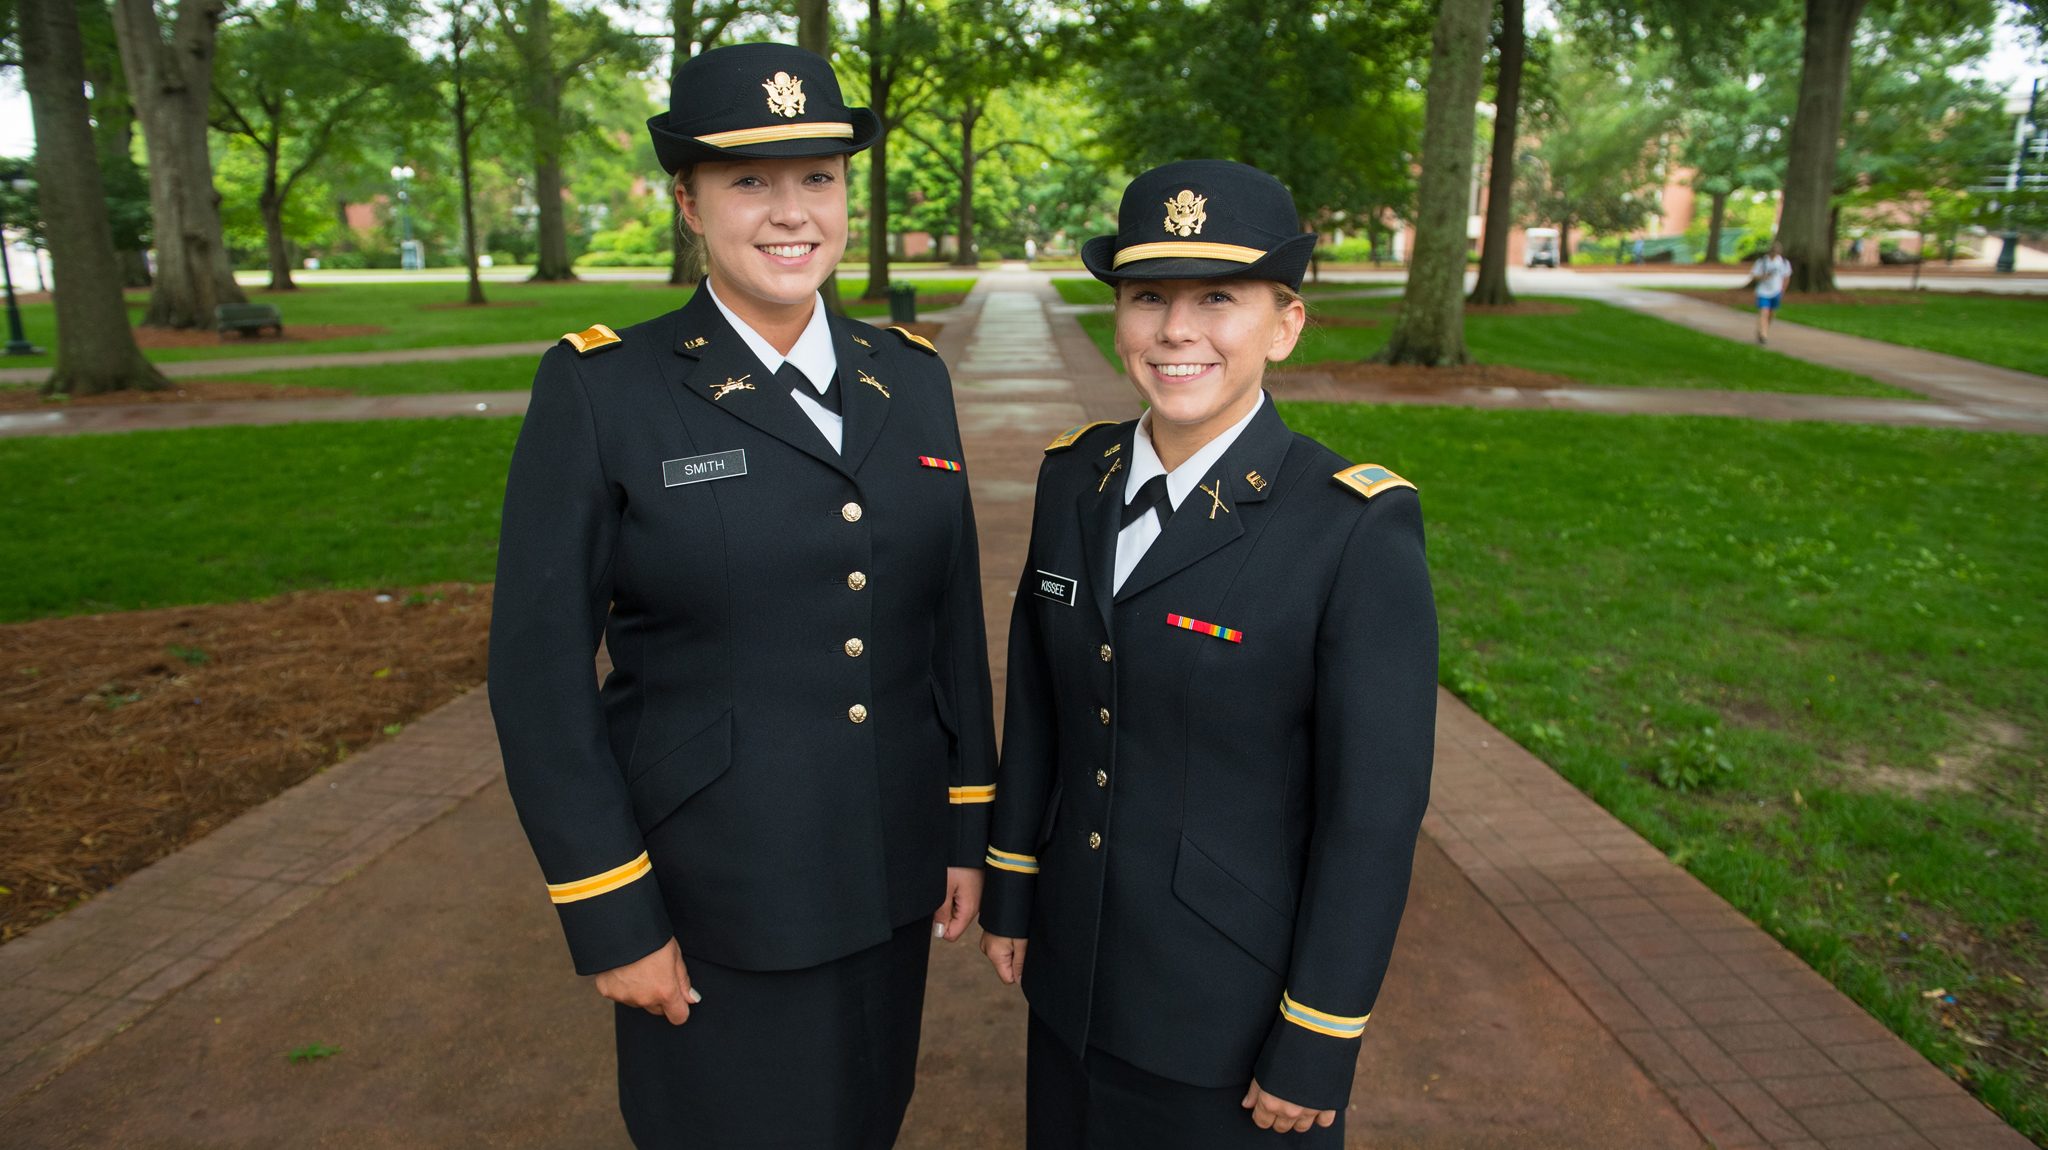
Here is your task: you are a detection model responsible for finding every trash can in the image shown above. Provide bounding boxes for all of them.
[888,283,917,324]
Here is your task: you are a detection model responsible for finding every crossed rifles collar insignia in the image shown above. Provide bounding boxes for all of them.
[710,374,755,401]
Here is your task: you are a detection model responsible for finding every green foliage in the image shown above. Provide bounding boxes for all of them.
[286,1043,342,1063]
[1648,725,1739,791]
[1516,36,1674,251]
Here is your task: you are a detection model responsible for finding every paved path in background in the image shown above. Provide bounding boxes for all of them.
[1,274,2034,1149]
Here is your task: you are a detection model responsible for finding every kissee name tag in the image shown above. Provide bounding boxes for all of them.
[1033,569,1078,607]
[662,449,748,488]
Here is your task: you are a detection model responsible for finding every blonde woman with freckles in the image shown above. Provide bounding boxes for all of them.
[980,159,1438,1148]
[489,42,995,1149]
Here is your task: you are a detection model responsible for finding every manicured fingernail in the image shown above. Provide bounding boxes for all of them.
[933,921,947,938]
[686,987,702,1003]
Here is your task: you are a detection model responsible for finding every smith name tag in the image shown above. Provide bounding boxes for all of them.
[1033,569,1078,607]
[663,449,748,488]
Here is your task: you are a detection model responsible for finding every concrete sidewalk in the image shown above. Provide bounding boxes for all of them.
[0,273,2032,1149]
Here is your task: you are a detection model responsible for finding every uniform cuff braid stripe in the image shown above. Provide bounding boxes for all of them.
[949,784,997,804]
[1279,992,1370,1039]
[1111,241,1268,268]
[694,122,855,147]
[546,852,653,904]
[986,846,1039,874]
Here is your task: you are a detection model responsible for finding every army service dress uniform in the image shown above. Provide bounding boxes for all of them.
[980,160,1439,1149]
[487,42,996,1150]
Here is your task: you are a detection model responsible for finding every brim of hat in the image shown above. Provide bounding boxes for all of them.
[1080,231,1319,291]
[648,107,881,173]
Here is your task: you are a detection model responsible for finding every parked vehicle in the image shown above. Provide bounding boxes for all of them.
[1526,227,1559,267]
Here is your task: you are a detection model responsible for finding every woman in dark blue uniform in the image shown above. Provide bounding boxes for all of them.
[979,160,1438,1147]
[488,42,997,1149]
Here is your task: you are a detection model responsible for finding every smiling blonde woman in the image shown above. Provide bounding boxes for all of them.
[980,160,1439,1148]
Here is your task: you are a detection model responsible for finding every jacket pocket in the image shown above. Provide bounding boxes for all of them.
[1034,782,1064,849]
[929,675,959,741]
[627,707,733,831]
[1171,835,1293,976]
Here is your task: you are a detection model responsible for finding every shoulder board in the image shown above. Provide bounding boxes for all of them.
[885,325,938,355]
[1045,421,1117,453]
[1333,463,1417,500]
[560,324,622,356]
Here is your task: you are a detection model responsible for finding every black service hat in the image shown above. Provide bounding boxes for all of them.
[1082,160,1317,290]
[647,42,879,174]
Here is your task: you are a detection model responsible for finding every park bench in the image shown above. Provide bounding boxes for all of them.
[216,302,284,339]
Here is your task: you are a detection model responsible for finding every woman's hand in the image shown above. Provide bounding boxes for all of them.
[979,931,1029,985]
[594,937,700,1025]
[1242,1080,1336,1134]
[934,866,983,941]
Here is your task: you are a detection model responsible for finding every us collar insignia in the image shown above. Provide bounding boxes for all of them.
[763,71,807,118]
[1103,443,1122,457]
[1246,470,1267,492]
[710,374,755,401]
[851,334,872,348]
[1163,190,1208,237]
[1098,456,1124,493]
[1198,477,1231,519]
[858,369,889,398]
[683,335,709,350]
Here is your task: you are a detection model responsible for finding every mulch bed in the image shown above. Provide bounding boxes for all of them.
[130,324,387,350]
[1272,360,1580,394]
[0,381,346,410]
[0,585,492,944]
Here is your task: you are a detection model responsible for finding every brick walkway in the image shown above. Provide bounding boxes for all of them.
[0,273,2034,1148]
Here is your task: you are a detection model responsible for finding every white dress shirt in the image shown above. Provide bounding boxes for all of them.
[1113,392,1266,593]
[707,281,842,453]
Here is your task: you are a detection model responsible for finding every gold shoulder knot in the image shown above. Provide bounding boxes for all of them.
[1333,463,1416,500]
[1045,421,1117,454]
[560,324,622,355]
[885,325,939,355]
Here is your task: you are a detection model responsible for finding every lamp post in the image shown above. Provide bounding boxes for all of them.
[0,175,42,357]
[390,164,417,270]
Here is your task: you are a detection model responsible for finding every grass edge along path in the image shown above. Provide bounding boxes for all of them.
[1282,401,2046,1141]
[1673,288,2048,379]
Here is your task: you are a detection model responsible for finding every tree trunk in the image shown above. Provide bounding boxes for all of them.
[81,6,152,288]
[1468,0,1523,307]
[452,16,488,306]
[110,0,247,328]
[1779,0,1864,293]
[1379,0,1488,366]
[952,104,978,268]
[862,0,891,300]
[20,0,170,395]
[1702,189,1729,263]
[119,249,152,287]
[797,0,842,314]
[527,0,576,281]
[668,0,701,288]
[260,192,295,291]
[1559,218,1572,265]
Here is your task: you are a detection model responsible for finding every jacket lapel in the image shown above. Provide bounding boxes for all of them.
[1074,423,1136,635]
[1113,395,1292,603]
[662,288,848,477]
[830,315,889,475]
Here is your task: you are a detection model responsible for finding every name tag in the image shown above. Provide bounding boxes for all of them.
[663,449,747,488]
[1033,569,1078,607]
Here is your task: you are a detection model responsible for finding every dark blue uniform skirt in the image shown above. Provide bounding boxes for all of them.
[615,920,930,1149]
[1027,1010,1344,1150]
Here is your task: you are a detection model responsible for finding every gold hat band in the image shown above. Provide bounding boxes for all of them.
[1112,241,1268,268]
[694,121,856,148]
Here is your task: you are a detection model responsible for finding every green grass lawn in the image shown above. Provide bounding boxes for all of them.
[1051,276,1113,306]
[1284,402,2046,1139]
[191,356,540,395]
[1696,290,2048,377]
[0,275,978,371]
[1073,295,1917,397]
[0,419,515,621]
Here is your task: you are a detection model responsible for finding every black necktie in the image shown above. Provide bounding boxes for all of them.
[1120,474,1174,530]
[780,360,838,415]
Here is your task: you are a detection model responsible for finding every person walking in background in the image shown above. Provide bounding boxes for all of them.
[488,42,996,1149]
[1750,240,1792,344]
[978,160,1438,1148]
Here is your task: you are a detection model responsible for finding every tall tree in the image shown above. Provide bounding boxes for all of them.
[79,0,154,287]
[1469,0,1526,305]
[852,0,938,300]
[1378,0,1489,366]
[1776,0,1866,290]
[110,0,249,327]
[896,0,1037,269]
[1515,38,1671,263]
[213,0,421,291]
[664,0,748,286]
[796,0,845,315]
[441,0,513,304]
[19,0,171,395]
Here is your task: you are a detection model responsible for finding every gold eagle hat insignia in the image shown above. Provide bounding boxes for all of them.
[1163,190,1208,237]
[763,71,807,118]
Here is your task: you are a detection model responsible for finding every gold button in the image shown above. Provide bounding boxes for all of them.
[1095,769,1108,788]
[1088,832,1103,850]
[847,571,867,591]
[848,703,868,724]
[841,502,863,523]
[1099,644,1113,663]
[844,638,865,658]
[1097,707,1110,726]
